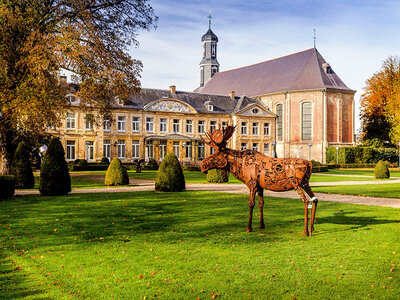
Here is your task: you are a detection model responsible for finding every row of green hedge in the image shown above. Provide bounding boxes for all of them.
[326,147,399,164]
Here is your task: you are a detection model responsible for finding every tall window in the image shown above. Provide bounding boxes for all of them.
[252,143,259,151]
[86,141,94,161]
[132,140,140,159]
[66,113,75,129]
[132,117,140,132]
[186,120,193,134]
[160,141,167,160]
[146,141,154,159]
[302,102,312,141]
[252,122,259,135]
[117,140,126,158]
[241,122,247,135]
[222,121,227,130]
[146,117,154,133]
[185,142,192,159]
[173,141,180,158]
[66,141,76,160]
[210,121,216,132]
[117,116,126,132]
[211,43,216,57]
[160,118,167,133]
[103,119,111,131]
[263,143,270,156]
[85,115,93,130]
[264,123,270,136]
[173,119,180,133]
[103,140,111,161]
[241,143,247,150]
[198,142,205,160]
[276,104,283,141]
[198,120,205,134]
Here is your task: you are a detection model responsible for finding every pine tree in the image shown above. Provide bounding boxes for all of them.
[39,138,71,195]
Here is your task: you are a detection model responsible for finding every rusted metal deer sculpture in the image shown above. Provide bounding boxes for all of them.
[200,125,319,236]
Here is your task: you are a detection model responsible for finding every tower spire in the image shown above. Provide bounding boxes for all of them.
[208,11,212,28]
[313,29,317,49]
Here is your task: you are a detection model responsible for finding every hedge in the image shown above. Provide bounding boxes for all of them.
[0,175,15,201]
[326,146,399,164]
[312,166,328,173]
[69,163,109,171]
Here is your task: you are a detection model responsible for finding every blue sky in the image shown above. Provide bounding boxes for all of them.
[130,0,400,131]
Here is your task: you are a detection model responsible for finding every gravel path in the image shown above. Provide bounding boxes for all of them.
[15,181,400,209]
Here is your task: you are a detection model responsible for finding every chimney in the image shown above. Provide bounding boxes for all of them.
[169,85,176,95]
[229,91,235,100]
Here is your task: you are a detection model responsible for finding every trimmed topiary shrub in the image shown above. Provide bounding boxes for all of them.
[105,158,129,186]
[74,159,88,166]
[144,158,159,170]
[206,169,229,183]
[10,141,34,189]
[100,157,109,163]
[39,138,71,196]
[0,175,15,200]
[155,153,185,192]
[374,160,390,179]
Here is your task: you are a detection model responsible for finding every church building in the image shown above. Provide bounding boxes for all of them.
[195,23,356,163]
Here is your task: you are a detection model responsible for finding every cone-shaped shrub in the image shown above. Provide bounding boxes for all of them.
[374,160,390,179]
[10,142,34,188]
[105,158,129,186]
[206,169,229,183]
[39,138,71,196]
[155,153,185,192]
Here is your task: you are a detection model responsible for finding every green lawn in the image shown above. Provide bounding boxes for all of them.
[314,183,400,198]
[1,191,399,299]
[327,168,400,177]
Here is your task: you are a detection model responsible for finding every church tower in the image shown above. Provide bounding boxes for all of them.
[199,15,219,87]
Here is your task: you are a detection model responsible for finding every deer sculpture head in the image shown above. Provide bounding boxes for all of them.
[200,125,235,174]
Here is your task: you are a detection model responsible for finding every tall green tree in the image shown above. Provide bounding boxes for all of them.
[360,56,400,146]
[0,0,157,173]
[10,141,34,188]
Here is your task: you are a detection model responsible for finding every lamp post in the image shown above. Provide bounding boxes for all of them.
[308,143,312,160]
[336,146,339,164]
[272,142,276,158]
[297,146,303,158]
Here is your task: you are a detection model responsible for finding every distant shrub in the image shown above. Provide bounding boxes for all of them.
[0,175,15,201]
[39,138,71,196]
[310,160,322,167]
[206,169,229,183]
[74,159,87,165]
[100,157,109,163]
[144,158,159,170]
[155,153,185,192]
[182,165,201,171]
[374,160,390,179]
[105,158,129,186]
[10,141,34,189]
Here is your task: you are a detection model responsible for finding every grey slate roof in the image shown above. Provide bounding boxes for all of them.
[194,48,354,96]
[201,28,218,42]
[119,88,270,115]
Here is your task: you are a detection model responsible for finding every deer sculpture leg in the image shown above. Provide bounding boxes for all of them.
[294,187,310,236]
[303,183,318,234]
[246,180,257,232]
[258,187,265,229]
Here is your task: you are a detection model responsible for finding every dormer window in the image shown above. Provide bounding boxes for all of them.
[252,108,259,114]
[322,63,333,74]
[66,95,76,103]
[205,100,214,111]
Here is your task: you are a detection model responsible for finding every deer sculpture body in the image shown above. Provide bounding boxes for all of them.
[200,125,319,236]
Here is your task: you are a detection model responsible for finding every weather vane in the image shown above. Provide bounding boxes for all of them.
[313,29,317,48]
[208,11,212,28]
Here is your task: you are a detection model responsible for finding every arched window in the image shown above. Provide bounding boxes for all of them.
[301,102,312,141]
[276,104,283,141]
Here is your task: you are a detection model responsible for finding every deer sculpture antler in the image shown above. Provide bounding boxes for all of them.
[200,123,236,150]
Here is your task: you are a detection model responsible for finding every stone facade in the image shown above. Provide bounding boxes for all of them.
[52,89,276,164]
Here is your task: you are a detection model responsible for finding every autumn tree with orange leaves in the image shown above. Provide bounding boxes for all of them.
[360,56,400,147]
[0,0,157,173]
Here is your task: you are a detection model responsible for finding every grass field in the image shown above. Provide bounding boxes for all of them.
[1,191,399,299]
[313,183,400,198]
